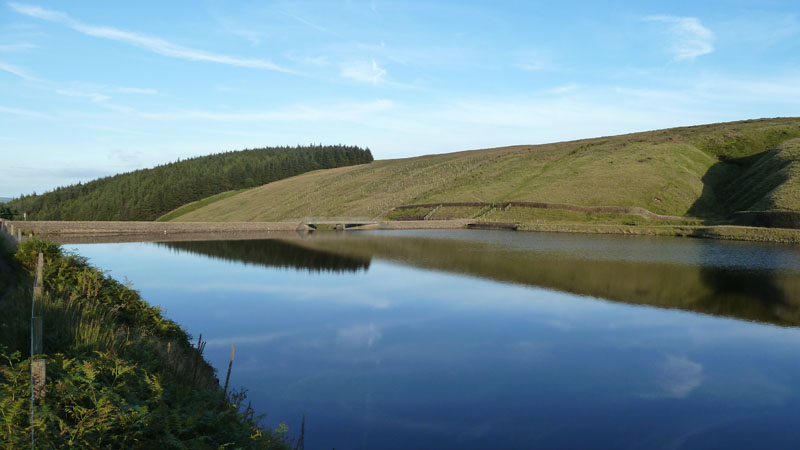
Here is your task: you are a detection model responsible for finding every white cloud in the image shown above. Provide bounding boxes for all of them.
[229,28,264,47]
[0,42,37,52]
[8,2,296,73]
[86,126,148,137]
[284,51,330,67]
[137,99,394,122]
[116,87,158,95]
[644,354,704,399]
[337,323,382,348]
[0,60,38,80]
[340,59,387,84]
[0,105,49,118]
[285,13,328,33]
[645,15,714,61]
[55,88,110,103]
[545,83,580,95]
[205,330,296,349]
[0,60,156,112]
[144,280,393,309]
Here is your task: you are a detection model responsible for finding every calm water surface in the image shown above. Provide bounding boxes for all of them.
[69,230,800,449]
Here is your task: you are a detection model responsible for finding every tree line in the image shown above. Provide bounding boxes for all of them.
[5,144,373,221]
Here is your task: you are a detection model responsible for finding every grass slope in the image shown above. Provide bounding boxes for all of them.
[156,189,249,222]
[170,118,800,223]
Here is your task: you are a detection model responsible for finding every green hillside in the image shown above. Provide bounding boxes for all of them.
[169,118,800,225]
[7,145,373,221]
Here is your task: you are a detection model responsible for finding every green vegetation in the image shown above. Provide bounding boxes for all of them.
[0,205,14,220]
[161,239,371,273]
[8,144,373,221]
[484,207,701,226]
[725,138,800,212]
[169,118,800,227]
[0,236,290,448]
[155,189,250,222]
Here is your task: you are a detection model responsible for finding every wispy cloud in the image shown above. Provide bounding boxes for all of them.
[138,99,394,121]
[205,330,296,349]
[0,104,49,118]
[285,52,330,67]
[641,354,704,399]
[645,15,714,61]
[54,88,110,103]
[8,2,296,73]
[337,323,382,348]
[285,12,328,33]
[0,42,37,52]
[230,28,264,46]
[0,60,156,111]
[545,83,580,95]
[340,59,387,84]
[210,12,268,47]
[89,125,149,137]
[0,60,38,80]
[116,87,158,95]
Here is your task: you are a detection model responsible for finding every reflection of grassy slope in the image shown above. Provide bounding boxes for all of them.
[160,239,371,273]
[171,118,800,223]
[294,235,800,327]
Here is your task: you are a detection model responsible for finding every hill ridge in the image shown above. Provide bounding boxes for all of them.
[170,118,800,227]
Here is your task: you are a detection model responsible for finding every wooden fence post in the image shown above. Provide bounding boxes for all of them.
[36,252,43,288]
[223,345,235,400]
[31,252,46,406]
[31,359,46,401]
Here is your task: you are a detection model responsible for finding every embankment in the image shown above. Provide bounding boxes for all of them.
[0,233,291,448]
[5,218,800,245]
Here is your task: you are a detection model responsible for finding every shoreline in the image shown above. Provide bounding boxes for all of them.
[4,219,800,245]
[0,232,290,448]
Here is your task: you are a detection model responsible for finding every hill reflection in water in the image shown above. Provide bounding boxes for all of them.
[159,231,800,327]
[159,239,371,273]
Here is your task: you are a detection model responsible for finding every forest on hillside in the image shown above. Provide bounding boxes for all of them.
[5,145,373,221]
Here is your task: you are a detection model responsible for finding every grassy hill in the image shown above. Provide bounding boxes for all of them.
[7,145,373,221]
[168,118,800,225]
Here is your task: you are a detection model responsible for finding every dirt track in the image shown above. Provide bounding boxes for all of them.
[5,220,476,244]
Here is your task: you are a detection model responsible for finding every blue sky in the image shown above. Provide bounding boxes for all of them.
[1,1,798,196]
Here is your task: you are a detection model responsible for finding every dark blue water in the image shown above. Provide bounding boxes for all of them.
[69,231,800,449]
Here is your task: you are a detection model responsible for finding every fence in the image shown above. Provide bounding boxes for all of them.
[2,219,44,448]
[31,252,45,449]
[0,219,33,244]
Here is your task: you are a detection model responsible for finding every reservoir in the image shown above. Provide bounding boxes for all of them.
[68,230,800,449]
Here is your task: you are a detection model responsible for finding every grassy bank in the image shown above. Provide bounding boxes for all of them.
[0,236,290,449]
[168,118,800,224]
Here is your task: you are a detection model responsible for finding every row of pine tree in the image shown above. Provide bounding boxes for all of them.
[5,144,373,221]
